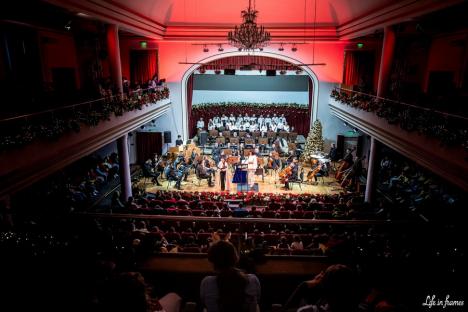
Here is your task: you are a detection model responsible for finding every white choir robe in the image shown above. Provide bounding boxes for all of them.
[283,124,290,132]
[208,123,215,130]
[277,122,284,131]
[249,124,257,132]
[196,120,205,129]
[258,117,264,125]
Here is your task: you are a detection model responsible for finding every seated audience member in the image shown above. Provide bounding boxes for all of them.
[290,235,304,250]
[201,240,261,312]
[100,271,181,312]
[286,264,360,312]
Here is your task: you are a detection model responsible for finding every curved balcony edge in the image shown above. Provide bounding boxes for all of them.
[0,99,171,197]
[329,98,468,191]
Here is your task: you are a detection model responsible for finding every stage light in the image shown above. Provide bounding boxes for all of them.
[218,45,224,52]
[203,45,209,52]
[278,44,284,51]
[140,41,148,49]
[291,44,297,52]
[259,47,263,51]
[64,20,72,30]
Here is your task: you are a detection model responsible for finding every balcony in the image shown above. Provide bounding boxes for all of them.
[0,88,171,197]
[329,88,468,191]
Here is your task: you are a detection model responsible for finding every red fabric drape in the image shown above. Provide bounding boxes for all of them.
[130,50,158,85]
[343,51,359,86]
[136,132,162,164]
[187,75,195,137]
[202,56,296,70]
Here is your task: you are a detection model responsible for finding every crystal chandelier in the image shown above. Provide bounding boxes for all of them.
[228,0,271,51]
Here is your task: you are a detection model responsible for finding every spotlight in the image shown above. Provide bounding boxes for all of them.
[238,47,243,51]
[140,125,145,130]
[295,69,303,75]
[279,70,286,75]
[259,47,263,51]
[215,69,221,75]
[353,128,358,133]
[151,119,156,124]
[291,45,297,52]
[203,45,209,52]
[199,67,206,74]
[218,45,224,52]
[278,44,284,51]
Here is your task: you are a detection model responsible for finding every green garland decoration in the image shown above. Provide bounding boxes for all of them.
[0,87,170,151]
[330,88,468,149]
[192,102,308,111]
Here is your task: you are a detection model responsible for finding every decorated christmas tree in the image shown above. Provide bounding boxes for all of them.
[301,120,325,162]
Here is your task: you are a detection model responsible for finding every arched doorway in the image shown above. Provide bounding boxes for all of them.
[180,51,319,140]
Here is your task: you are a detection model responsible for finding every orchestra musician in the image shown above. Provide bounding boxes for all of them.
[280,160,298,190]
[217,155,228,191]
[246,150,258,188]
[335,148,355,180]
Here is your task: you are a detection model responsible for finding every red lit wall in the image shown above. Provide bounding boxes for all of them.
[38,30,80,89]
[119,37,159,83]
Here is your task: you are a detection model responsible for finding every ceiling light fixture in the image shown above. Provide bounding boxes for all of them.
[203,45,209,52]
[291,44,297,52]
[228,0,271,51]
[278,43,284,51]
[218,44,224,52]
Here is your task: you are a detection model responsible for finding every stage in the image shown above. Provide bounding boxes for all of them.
[140,169,343,195]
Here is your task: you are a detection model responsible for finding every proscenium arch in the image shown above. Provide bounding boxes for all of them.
[180,51,320,140]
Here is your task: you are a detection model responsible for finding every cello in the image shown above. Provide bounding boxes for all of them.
[279,166,292,184]
[307,159,322,183]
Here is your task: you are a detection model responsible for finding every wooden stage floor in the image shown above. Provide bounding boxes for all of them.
[142,170,343,195]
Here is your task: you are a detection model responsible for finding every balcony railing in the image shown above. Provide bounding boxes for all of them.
[330,88,468,149]
[0,86,170,151]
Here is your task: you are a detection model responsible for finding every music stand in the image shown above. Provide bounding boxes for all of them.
[267,131,276,139]
[222,130,231,137]
[258,137,268,145]
[239,131,247,138]
[209,130,219,137]
[230,137,240,145]
[252,131,261,138]
[216,137,225,144]
[279,131,288,138]
[245,138,255,145]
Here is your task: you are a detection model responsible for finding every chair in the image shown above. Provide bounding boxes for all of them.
[289,170,304,190]
[314,171,325,184]
[195,168,210,186]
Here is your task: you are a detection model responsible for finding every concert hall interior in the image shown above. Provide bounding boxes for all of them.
[0,0,466,311]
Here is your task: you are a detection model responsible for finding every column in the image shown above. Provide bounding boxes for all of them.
[118,134,132,201]
[365,137,377,203]
[377,26,396,97]
[106,24,123,94]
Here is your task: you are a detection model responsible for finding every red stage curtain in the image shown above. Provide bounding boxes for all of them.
[130,50,158,85]
[187,75,195,137]
[202,56,295,70]
[136,132,162,165]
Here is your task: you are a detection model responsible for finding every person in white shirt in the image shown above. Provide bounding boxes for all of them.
[264,114,272,126]
[244,113,250,122]
[270,122,277,132]
[213,116,220,125]
[283,122,290,132]
[243,120,250,130]
[215,119,223,129]
[279,114,286,124]
[249,122,257,132]
[260,122,267,134]
[225,120,232,130]
[276,121,284,131]
[258,115,264,125]
[197,118,205,129]
[207,119,215,130]
[246,151,258,188]
[217,156,228,191]
[237,114,243,123]
[229,114,236,123]
[221,114,228,124]
[272,113,279,124]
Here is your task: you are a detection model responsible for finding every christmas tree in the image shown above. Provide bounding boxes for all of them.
[301,119,324,162]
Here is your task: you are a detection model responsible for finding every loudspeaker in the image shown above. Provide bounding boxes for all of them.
[336,134,345,159]
[266,69,276,76]
[224,69,236,75]
[164,131,172,143]
[199,131,208,146]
